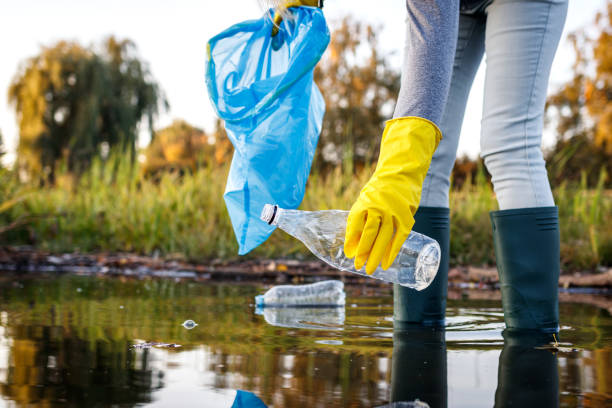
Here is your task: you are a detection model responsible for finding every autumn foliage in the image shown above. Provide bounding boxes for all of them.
[545,1,612,186]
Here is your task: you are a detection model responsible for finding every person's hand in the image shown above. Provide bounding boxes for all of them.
[272,0,323,36]
[343,117,442,275]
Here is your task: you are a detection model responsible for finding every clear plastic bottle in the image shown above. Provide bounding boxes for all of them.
[260,204,440,290]
[255,280,345,307]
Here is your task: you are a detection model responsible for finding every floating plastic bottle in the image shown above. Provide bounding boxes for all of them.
[256,306,346,330]
[260,205,440,290]
[255,280,345,307]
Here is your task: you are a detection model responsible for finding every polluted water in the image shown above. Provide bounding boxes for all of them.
[2,275,612,406]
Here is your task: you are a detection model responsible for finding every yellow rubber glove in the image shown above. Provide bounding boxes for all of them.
[344,117,442,275]
[271,0,323,36]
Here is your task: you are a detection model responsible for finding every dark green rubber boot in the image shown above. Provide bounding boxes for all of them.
[394,207,450,328]
[490,207,560,333]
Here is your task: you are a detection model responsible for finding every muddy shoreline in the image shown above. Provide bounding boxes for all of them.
[1,246,611,290]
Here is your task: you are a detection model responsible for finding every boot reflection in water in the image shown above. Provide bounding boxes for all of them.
[494,330,559,408]
[390,327,447,408]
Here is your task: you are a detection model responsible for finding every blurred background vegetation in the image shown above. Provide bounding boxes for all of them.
[8,37,167,182]
[0,4,611,272]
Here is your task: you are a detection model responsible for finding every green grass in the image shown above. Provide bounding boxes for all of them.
[1,154,610,271]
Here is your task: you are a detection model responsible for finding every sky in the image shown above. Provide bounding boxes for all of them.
[0,0,606,165]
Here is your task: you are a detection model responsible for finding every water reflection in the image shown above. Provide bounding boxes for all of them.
[0,276,610,407]
[387,328,566,408]
[256,306,345,329]
[494,330,559,408]
[0,324,161,406]
[391,328,446,408]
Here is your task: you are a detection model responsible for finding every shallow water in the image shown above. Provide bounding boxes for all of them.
[0,275,610,407]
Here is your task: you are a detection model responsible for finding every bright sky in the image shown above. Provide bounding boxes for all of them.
[0,0,606,165]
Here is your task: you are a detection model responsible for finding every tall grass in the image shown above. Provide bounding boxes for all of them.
[8,154,237,259]
[1,154,611,271]
[556,169,612,270]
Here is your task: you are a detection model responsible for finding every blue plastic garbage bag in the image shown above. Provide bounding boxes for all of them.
[231,390,268,408]
[206,7,329,255]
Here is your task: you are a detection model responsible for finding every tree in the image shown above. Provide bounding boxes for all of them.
[313,17,400,170]
[0,128,5,161]
[142,119,213,176]
[142,118,235,177]
[545,2,612,186]
[211,119,233,166]
[585,3,612,153]
[8,37,166,182]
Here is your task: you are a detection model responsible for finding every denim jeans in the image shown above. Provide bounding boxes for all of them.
[416,0,568,210]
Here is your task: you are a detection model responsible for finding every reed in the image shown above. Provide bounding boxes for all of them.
[1,153,610,271]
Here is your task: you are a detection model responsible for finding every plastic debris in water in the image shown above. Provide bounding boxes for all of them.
[255,280,345,307]
[375,400,431,408]
[257,306,345,330]
[182,319,198,330]
[535,344,580,353]
[130,342,182,349]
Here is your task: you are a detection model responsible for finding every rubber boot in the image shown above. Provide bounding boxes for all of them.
[494,329,559,408]
[391,327,447,408]
[394,207,450,328]
[490,207,560,332]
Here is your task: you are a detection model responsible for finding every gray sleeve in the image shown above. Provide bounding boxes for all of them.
[393,0,460,126]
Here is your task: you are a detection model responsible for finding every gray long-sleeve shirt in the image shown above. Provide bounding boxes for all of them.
[393,0,460,126]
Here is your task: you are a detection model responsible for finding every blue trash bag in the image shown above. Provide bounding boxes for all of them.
[206,7,329,255]
[231,390,268,408]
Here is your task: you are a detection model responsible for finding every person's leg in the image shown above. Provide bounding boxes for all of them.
[481,0,567,210]
[482,0,568,332]
[394,12,486,327]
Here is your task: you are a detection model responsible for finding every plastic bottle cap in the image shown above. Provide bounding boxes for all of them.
[255,295,265,306]
[260,204,278,225]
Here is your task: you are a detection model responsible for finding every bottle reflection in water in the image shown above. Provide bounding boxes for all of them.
[256,306,345,330]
